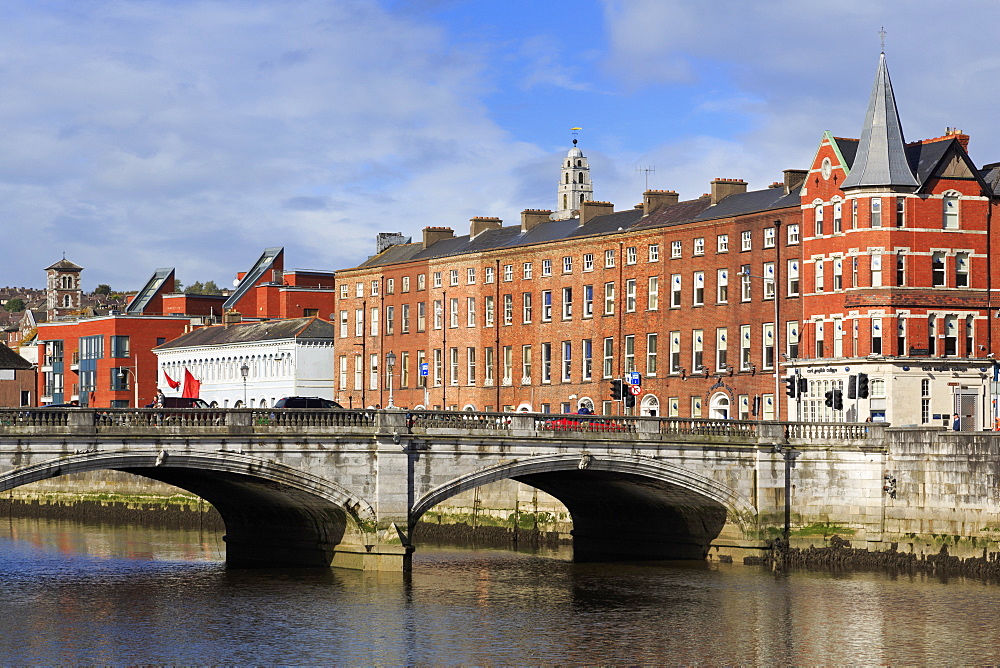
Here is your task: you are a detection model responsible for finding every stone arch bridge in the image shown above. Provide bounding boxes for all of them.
[0,408,885,571]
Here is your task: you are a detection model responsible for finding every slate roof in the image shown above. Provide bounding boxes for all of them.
[155,317,333,350]
[835,135,989,193]
[0,343,32,370]
[980,163,1000,196]
[841,52,919,190]
[694,187,801,222]
[45,258,83,272]
[349,184,806,271]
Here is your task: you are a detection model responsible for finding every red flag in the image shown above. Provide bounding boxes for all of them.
[181,368,201,399]
[163,370,181,390]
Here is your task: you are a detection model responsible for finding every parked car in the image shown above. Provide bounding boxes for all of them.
[274,397,344,409]
[542,415,627,432]
[159,397,212,409]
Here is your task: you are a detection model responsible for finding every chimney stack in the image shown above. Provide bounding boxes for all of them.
[223,309,242,328]
[643,190,679,216]
[782,169,808,195]
[469,217,502,239]
[579,200,614,226]
[422,226,454,249]
[520,209,551,233]
[945,127,970,152]
[710,178,748,205]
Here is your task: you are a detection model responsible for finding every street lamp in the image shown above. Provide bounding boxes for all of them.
[240,362,249,407]
[117,364,138,408]
[385,350,397,408]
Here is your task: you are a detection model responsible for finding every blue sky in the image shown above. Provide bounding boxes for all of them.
[3,0,1000,291]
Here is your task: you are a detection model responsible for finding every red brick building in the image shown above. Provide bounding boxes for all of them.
[0,343,34,407]
[35,247,337,407]
[332,53,1000,429]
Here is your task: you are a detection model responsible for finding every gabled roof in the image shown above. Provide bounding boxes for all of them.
[840,52,919,191]
[155,317,333,350]
[0,344,32,370]
[833,135,991,194]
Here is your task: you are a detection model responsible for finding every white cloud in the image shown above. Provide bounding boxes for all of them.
[0,0,539,290]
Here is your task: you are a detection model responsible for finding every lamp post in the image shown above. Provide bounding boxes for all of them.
[385,350,397,408]
[240,362,249,407]
[117,362,138,408]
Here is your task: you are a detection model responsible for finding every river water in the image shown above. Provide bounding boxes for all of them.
[2,518,1000,665]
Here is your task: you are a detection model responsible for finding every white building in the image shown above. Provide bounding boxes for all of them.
[153,317,335,408]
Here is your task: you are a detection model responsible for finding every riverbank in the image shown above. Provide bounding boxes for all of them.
[748,535,1000,581]
[0,492,224,530]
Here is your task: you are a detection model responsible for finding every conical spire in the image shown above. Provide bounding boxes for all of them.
[841,52,918,191]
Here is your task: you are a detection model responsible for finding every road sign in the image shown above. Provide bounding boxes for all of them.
[626,372,641,386]
[628,384,641,396]
[419,362,429,377]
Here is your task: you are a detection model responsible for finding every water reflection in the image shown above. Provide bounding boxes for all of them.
[1,518,1000,664]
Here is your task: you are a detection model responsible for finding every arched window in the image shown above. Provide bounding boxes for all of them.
[576,160,582,167]
[563,194,568,209]
[565,173,569,184]
[709,393,730,419]
[578,173,584,184]
[62,294,71,308]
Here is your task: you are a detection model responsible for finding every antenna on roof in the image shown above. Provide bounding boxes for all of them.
[636,165,656,191]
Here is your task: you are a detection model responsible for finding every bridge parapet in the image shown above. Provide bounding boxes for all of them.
[0,407,885,449]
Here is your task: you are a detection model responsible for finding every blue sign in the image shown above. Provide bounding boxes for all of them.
[419,362,429,377]
[627,372,641,386]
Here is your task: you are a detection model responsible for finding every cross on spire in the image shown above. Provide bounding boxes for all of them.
[879,26,886,53]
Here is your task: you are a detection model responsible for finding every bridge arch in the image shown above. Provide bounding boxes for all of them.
[0,450,377,569]
[412,453,757,562]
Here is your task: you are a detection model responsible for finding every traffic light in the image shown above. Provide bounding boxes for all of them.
[610,379,624,400]
[798,377,808,395]
[833,389,843,410]
[847,375,857,399]
[824,390,834,408]
[785,376,798,398]
[857,373,869,399]
[624,392,636,408]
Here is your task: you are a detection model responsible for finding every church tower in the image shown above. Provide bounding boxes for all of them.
[45,257,83,320]
[553,133,593,220]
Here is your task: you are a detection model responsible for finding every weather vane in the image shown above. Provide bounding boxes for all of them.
[571,127,582,146]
